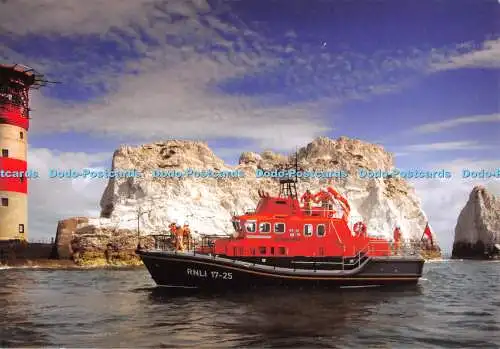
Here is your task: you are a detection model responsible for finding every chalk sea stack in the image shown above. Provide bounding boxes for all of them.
[452,186,500,259]
[54,137,440,266]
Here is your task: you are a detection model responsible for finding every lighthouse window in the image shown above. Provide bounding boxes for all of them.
[19,224,24,233]
[259,222,271,233]
[245,221,256,233]
[304,224,313,237]
[1,149,8,157]
[317,224,326,237]
[20,132,24,139]
[1,198,8,207]
[274,223,285,234]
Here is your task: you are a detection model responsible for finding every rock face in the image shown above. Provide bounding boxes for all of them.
[54,216,156,266]
[53,217,88,259]
[452,186,500,259]
[57,137,440,265]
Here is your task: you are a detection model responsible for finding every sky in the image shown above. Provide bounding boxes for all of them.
[1,0,499,253]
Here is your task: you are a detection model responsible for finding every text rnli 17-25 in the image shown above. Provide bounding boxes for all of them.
[186,268,233,280]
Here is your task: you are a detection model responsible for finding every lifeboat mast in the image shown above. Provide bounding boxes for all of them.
[277,150,300,199]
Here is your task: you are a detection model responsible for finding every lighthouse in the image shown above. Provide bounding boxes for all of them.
[0,64,47,242]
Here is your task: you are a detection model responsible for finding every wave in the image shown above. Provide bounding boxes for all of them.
[426,258,450,263]
[0,265,42,270]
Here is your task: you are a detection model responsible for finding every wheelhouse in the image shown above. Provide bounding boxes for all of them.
[209,178,392,259]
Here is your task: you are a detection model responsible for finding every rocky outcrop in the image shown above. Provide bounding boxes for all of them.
[53,217,156,266]
[53,217,88,259]
[57,137,440,266]
[452,186,500,259]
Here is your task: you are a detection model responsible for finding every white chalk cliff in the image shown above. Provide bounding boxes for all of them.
[76,137,434,245]
[452,186,500,258]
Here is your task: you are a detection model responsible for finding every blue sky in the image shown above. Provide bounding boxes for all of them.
[1,0,499,251]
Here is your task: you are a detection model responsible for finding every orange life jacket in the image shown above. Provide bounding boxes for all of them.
[301,192,313,203]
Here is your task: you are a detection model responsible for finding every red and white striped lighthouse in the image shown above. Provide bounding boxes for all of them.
[0,64,46,242]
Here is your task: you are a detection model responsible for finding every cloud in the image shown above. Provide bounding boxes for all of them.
[431,38,500,71]
[413,113,500,133]
[403,141,490,152]
[0,0,210,36]
[28,57,331,151]
[412,158,500,253]
[27,148,110,241]
[1,0,334,151]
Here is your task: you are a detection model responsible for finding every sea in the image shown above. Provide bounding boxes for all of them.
[1,260,498,349]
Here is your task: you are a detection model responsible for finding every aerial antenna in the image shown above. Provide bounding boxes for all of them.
[295,146,299,184]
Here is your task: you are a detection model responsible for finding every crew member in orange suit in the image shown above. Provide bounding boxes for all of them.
[314,190,331,208]
[169,222,176,236]
[183,222,192,250]
[301,189,314,215]
[393,226,402,253]
[314,190,336,217]
[175,224,185,251]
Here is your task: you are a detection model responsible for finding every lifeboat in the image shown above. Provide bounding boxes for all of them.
[137,175,425,290]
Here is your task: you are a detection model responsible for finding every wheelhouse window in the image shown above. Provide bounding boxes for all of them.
[259,246,267,255]
[259,222,271,233]
[317,224,326,237]
[274,222,285,234]
[304,224,313,237]
[270,247,275,255]
[1,149,8,157]
[245,220,256,233]
[278,247,286,255]
[232,220,241,232]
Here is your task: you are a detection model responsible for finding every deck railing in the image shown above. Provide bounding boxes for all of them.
[145,234,229,253]
[365,240,422,257]
[147,234,422,255]
[233,205,344,218]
